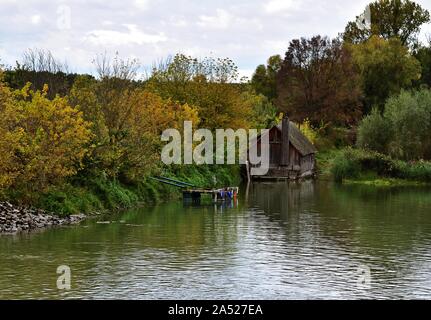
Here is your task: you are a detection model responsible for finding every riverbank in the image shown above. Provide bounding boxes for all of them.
[317,148,431,186]
[38,165,240,215]
[0,202,85,234]
[0,164,241,231]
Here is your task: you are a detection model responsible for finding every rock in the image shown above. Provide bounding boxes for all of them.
[0,201,86,234]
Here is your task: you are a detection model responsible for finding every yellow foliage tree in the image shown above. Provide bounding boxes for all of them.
[114,88,200,181]
[0,75,17,190]
[147,54,253,130]
[69,75,199,181]
[0,81,93,194]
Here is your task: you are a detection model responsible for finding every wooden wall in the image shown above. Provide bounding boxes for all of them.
[250,126,316,176]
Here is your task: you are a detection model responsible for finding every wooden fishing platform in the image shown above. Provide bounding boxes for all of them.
[150,176,238,203]
[183,187,239,202]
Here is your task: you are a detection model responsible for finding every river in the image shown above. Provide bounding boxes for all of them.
[1,181,431,299]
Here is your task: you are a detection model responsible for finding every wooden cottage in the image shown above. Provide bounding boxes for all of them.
[248,117,317,180]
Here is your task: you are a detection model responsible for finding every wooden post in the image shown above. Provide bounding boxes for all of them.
[245,182,250,203]
[281,116,290,166]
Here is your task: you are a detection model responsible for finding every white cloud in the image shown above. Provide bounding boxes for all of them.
[238,68,255,81]
[265,0,299,14]
[1,0,431,80]
[134,0,149,10]
[263,40,288,54]
[197,8,263,31]
[198,9,232,29]
[102,20,114,26]
[84,24,167,46]
[31,14,41,24]
[171,18,188,27]
[420,23,431,42]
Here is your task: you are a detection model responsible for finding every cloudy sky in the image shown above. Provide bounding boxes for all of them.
[1,0,430,79]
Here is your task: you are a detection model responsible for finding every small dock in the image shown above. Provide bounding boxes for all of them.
[183,187,239,202]
[150,177,238,203]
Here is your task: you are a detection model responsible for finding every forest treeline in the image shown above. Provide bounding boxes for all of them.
[0,51,276,213]
[1,0,431,213]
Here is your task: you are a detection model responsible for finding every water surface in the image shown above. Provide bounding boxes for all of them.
[1,181,431,299]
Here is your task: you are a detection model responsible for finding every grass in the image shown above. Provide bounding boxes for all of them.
[343,178,429,187]
[316,149,345,180]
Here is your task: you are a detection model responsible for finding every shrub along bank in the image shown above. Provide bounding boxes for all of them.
[329,148,431,185]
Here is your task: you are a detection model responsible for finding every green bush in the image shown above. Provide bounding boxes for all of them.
[385,90,431,160]
[331,148,431,182]
[357,89,431,160]
[88,177,138,209]
[38,185,103,216]
[37,176,140,215]
[331,149,361,182]
[357,108,392,154]
[394,160,431,181]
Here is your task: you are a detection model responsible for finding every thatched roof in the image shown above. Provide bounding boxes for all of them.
[276,121,317,156]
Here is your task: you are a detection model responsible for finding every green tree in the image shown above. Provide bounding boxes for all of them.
[351,36,421,113]
[357,89,431,160]
[242,91,278,129]
[250,55,282,101]
[344,0,430,48]
[385,89,431,160]
[414,39,431,88]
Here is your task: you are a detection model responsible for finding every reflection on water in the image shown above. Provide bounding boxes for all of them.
[1,181,431,299]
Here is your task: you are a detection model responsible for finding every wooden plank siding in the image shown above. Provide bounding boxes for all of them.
[247,118,317,179]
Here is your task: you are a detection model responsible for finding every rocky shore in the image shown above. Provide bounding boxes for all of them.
[0,202,85,234]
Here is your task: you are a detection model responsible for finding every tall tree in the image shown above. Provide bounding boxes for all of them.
[251,55,282,101]
[4,48,78,99]
[147,54,252,130]
[276,36,362,127]
[414,37,431,88]
[0,81,92,193]
[350,36,421,112]
[69,55,199,182]
[344,0,430,48]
